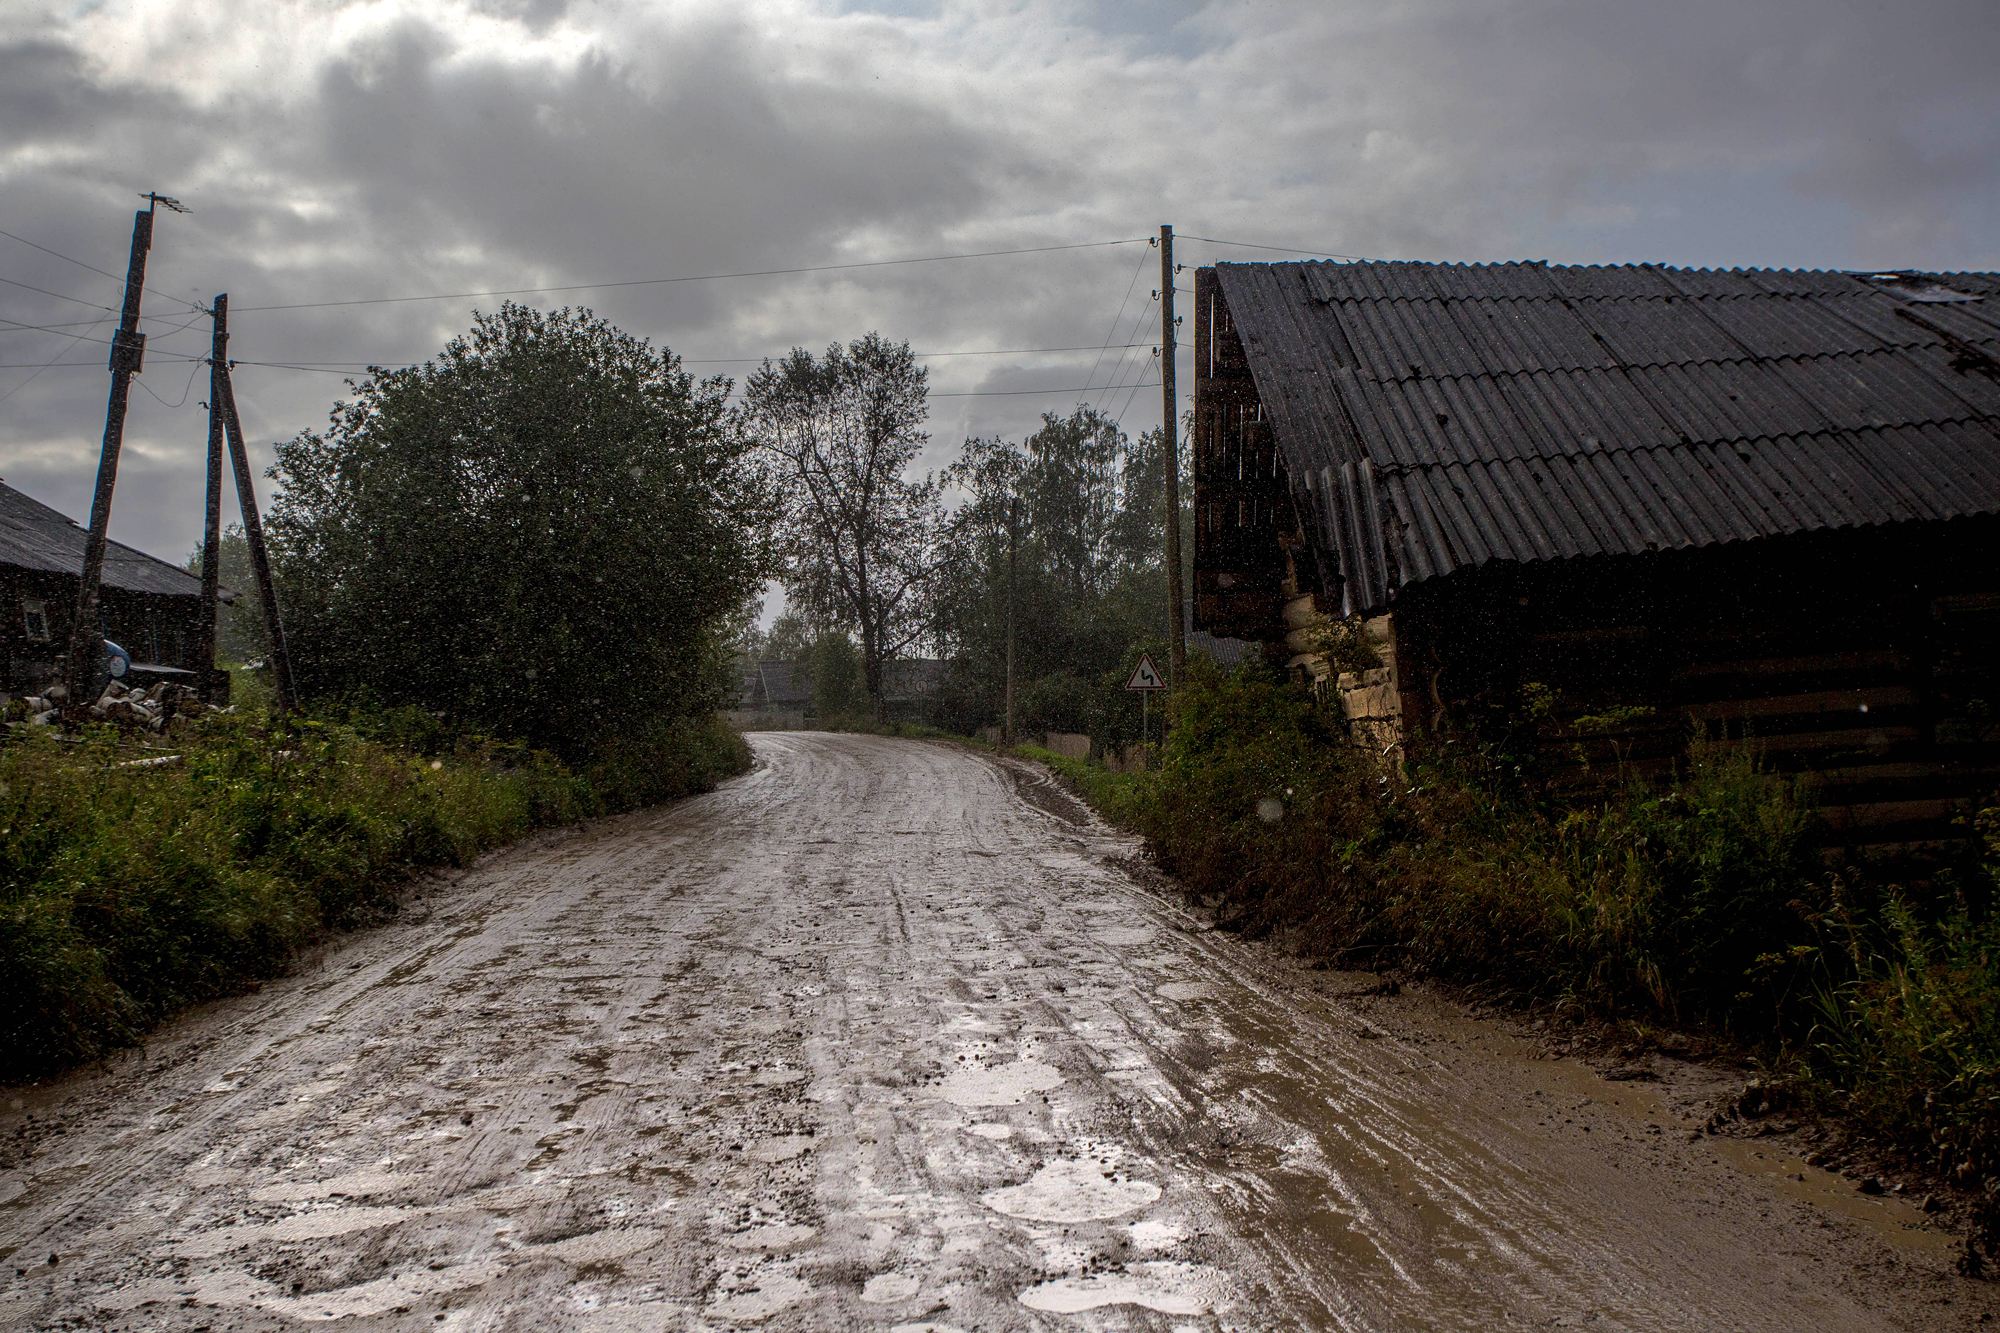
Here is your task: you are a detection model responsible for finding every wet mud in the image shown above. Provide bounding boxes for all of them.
[1,733,1991,1330]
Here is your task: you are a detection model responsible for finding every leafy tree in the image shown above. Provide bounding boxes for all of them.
[742,333,944,721]
[184,525,267,666]
[810,632,864,719]
[266,303,773,764]
[929,408,1179,737]
[1022,407,1124,601]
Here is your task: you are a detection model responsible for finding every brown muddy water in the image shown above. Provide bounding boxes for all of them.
[0,732,1987,1330]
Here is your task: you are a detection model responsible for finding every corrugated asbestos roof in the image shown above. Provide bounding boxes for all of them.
[0,480,210,598]
[1214,261,2000,615]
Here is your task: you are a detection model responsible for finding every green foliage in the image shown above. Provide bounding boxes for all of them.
[1060,658,1826,1027]
[1041,662,2000,1193]
[744,334,943,720]
[1808,809,2000,1192]
[266,303,772,766]
[930,411,1183,737]
[810,632,864,719]
[0,707,751,1082]
[182,526,267,666]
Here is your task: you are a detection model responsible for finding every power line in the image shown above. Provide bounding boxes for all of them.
[1177,234,1373,261]
[132,356,208,409]
[0,273,117,312]
[1090,293,1160,411]
[1077,245,1155,405]
[0,224,204,312]
[0,314,116,345]
[216,341,1153,371]
[933,382,1155,398]
[229,238,1150,313]
[0,314,111,405]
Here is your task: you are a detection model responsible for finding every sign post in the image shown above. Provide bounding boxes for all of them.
[1125,652,1169,760]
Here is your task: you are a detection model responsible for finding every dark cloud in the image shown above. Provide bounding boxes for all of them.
[0,0,1993,574]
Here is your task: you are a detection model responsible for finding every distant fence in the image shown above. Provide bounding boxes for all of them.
[725,709,807,731]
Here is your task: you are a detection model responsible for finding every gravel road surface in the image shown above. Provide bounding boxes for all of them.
[0,732,1985,1330]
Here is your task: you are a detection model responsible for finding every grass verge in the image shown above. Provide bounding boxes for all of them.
[1,707,749,1083]
[1029,656,2000,1248]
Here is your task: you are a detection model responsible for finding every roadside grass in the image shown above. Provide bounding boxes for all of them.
[1031,655,2000,1215]
[811,714,997,747]
[0,707,750,1083]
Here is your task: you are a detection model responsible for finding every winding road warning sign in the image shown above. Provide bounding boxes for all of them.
[1125,653,1167,691]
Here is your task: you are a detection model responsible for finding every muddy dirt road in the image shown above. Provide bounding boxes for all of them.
[0,733,1985,1330]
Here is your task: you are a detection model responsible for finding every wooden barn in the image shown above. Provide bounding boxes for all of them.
[1191,260,2000,849]
[0,479,225,694]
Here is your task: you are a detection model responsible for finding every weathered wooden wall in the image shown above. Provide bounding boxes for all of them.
[1390,517,2000,850]
[1191,267,1295,640]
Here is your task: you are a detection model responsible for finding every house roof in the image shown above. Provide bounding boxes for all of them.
[756,659,811,706]
[0,480,216,599]
[881,658,943,700]
[1213,261,2000,615]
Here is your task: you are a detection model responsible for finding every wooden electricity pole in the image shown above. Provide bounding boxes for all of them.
[211,342,298,714]
[194,294,227,702]
[1161,224,1186,687]
[68,196,178,696]
[1004,495,1019,744]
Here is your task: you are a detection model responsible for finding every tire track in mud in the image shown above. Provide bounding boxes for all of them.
[0,733,1985,1331]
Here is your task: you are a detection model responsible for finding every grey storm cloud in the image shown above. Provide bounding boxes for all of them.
[1,0,1995,570]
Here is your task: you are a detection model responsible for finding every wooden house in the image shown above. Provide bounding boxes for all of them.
[1191,260,2000,848]
[0,479,226,693]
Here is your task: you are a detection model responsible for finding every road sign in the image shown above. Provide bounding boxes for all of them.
[1125,653,1167,691]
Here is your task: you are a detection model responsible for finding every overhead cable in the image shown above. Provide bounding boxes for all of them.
[1177,234,1373,261]
[0,225,199,310]
[0,273,117,312]
[230,238,1150,313]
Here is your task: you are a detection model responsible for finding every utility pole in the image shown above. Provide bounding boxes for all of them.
[1004,495,1018,745]
[194,294,227,702]
[1161,224,1186,687]
[67,193,184,696]
[213,356,298,714]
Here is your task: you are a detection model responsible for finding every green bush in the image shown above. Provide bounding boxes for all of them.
[1044,656,2000,1200]
[0,707,749,1082]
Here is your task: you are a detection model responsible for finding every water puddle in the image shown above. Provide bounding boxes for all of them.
[937,1059,1063,1107]
[171,1205,411,1259]
[721,1223,817,1251]
[250,1260,502,1320]
[1156,982,1214,1002]
[1095,926,1154,947]
[535,1227,664,1264]
[705,1270,814,1323]
[860,1272,921,1303]
[250,1169,420,1202]
[1016,1260,1230,1315]
[749,1135,814,1162]
[981,1156,1162,1222]
[966,1123,1013,1140]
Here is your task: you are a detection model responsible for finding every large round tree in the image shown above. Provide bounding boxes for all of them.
[267,303,772,763]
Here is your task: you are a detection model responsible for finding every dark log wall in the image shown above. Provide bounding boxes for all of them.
[1393,516,2000,849]
[3,565,205,691]
[1192,267,1295,640]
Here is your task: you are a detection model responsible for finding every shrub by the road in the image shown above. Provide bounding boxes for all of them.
[1049,656,2000,1193]
[0,708,749,1082]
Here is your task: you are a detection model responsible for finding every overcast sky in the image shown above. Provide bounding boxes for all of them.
[3,0,1996,599]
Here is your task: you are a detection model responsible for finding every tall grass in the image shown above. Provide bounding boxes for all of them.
[1,708,750,1082]
[1038,656,2000,1199]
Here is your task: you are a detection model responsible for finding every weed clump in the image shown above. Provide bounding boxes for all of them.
[0,706,750,1082]
[1051,655,2000,1199]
